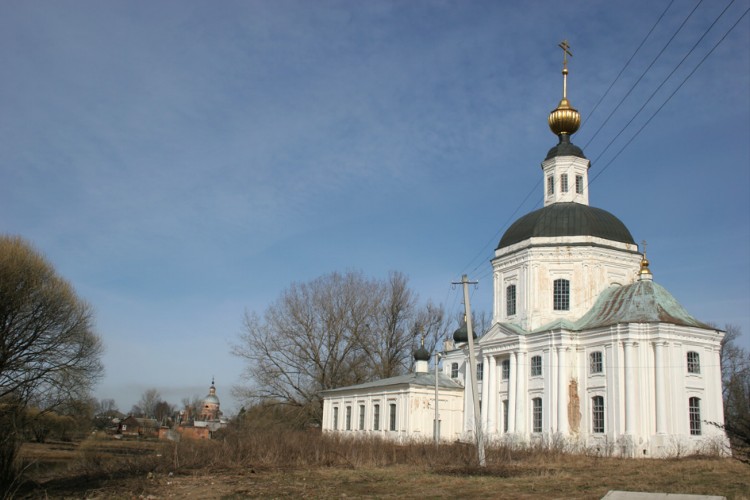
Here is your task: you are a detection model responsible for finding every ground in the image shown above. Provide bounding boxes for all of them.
[14,438,750,499]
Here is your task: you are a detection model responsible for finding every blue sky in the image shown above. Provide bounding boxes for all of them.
[1,1,748,414]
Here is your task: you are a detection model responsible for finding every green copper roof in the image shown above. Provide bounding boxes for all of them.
[574,280,712,330]
[498,202,636,249]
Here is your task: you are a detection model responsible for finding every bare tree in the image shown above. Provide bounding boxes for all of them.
[0,235,103,489]
[720,324,750,461]
[232,270,450,425]
[133,388,162,419]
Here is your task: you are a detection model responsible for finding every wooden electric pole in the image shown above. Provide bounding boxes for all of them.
[454,274,486,467]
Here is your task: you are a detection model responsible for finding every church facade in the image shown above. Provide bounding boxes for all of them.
[321,51,727,457]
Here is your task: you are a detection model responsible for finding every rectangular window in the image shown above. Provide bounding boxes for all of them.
[506,284,516,316]
[345,406,351,431]
[687,351,701,374]
[561,173,569,192]
[373,404,380,431]
[333,407,339,430]
[358,404,365,430]
[590,351,603,374]
[592,396,605,433]
[547,175,554,196]
[532,398,542,433]
[502,400,509,432]
[575,175,584,194]
[689,397,701,435]
[553,278,570,311]
[501,359,510,380]
[477,362,483,381]
[389,403,397,431]
[530,355,542,377]
[451,362,459,379]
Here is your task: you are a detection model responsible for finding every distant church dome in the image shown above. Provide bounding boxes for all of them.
[453,321,477,343]
[498,202,635,249]
[414,344,431,362]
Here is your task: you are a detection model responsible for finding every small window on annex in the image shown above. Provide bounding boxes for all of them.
[575,175,584,194]
[547,175,554,196]
[358,404,365,430]
[689,397,701,435]
[506,284,517,316]
[501,359,510,380]
[553,279,570,311]
[687,351,701,374]
[592,396,605,434]
[389,403,397,431]
[532,398,543,433]
[530,355,542,377]
[561,173,569,192]
[590,351,603,374]
[450,362,459,379]
[345,406,352,431]
[477,362,484,381]
[373,404,380,431]
[332,407,339,430]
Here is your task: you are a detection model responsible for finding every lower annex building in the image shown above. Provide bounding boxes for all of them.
[321,49,727,458]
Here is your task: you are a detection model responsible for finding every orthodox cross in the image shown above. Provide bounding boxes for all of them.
[559,40,573,70]
[641,239,648,256]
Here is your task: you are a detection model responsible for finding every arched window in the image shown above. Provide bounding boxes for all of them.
[553,279,570,311]
[689,397,701,435]
[530,355,542,377]
[575,175,584,194]
[506,284,517,316]
[592,396,605,433]
[687,351,701,374]
[590,351,603,374]
[532,398,543,433]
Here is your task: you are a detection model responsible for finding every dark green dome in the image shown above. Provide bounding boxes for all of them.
[545,135,586,161]
[453,322,477,343]
[414,345,431,362]
[498,202,635,250]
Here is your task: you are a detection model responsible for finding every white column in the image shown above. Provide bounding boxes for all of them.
[508,352,517,433]
[624,341,635,435]
[654,341,666,434]
[488,355,497,433]
[481,354,490,432]
[516,351,527,434]
[557,346,568,434]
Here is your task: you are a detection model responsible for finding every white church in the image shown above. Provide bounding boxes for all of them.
[321,50,727,458]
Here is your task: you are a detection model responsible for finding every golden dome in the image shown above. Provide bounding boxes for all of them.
[549,97,581,136]
[549,41,580,137]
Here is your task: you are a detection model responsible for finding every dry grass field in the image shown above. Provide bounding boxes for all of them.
[13,431,750,499]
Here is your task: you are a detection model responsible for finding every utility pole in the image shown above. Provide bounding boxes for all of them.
[454,274,486,467]
[434,351,441,448]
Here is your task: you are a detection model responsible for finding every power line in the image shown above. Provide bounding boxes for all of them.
[582,0,705,152]
[591,4,749,186]
[589,0,738,176]
[580,0,676,134]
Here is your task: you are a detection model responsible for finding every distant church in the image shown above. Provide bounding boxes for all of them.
[322,47,727,458]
